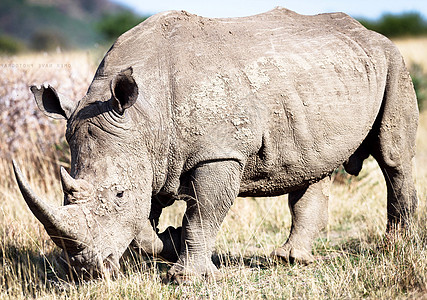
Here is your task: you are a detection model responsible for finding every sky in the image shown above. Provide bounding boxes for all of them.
[111,0,427,20]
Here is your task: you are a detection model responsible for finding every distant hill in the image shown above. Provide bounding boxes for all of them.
[0,0,132,50]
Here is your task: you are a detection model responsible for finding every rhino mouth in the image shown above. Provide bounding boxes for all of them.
[59,249,120,280]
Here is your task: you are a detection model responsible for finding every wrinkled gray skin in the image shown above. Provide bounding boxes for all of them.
[14,8,418,282]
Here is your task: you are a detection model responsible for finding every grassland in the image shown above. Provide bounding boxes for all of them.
[0,38,426,299]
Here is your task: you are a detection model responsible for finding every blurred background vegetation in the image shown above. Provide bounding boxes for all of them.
[0,0,147,53]
[359,12,427,37]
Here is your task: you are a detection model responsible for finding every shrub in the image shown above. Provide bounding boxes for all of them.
[409,63,427,111]
[359,12,427,38]
[30,30,69,51]
[96,11,147,41]
[0,34,26,54]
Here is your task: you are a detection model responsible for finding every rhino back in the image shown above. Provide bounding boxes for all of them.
[88,8,395,195]
[159,9,390,194]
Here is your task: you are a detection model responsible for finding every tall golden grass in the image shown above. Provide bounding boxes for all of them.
[394,37,427,68]
[0,39,426,298]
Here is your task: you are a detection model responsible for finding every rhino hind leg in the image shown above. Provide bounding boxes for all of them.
[371,121,418,231]
[371,56,418,231]
[271,176,330,264]
[165,160,242,284]
[375,161,417,231]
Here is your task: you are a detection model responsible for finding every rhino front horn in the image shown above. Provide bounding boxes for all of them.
[12,160,81,248]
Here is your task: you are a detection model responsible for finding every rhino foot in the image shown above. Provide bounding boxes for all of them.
[271,243,314,265]
[163,259,222,285]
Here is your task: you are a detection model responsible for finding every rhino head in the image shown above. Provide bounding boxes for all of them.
[13,67,165,278]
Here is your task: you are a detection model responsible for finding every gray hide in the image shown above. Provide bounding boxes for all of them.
[14,8,418,282]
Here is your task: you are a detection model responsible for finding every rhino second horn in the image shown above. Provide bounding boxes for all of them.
[12,160,79,246]
[60,166,79,194]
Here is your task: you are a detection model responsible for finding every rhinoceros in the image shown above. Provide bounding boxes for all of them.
[13,7,418,282]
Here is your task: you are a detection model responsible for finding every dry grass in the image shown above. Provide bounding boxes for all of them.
[0,38,426,299]
[394,37,427,68]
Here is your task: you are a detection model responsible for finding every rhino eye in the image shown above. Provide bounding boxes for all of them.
[116,191,124,198]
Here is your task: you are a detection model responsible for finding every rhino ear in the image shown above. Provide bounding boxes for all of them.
[30,85,76,120]
[110,67,138,114]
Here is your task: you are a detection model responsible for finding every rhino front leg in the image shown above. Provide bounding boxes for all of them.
[132,196,182,262]
[272,176,330,264]
[149,196,182,262]
[166,160,241,284]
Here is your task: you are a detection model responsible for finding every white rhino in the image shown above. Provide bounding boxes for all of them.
[14,8,418,282]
